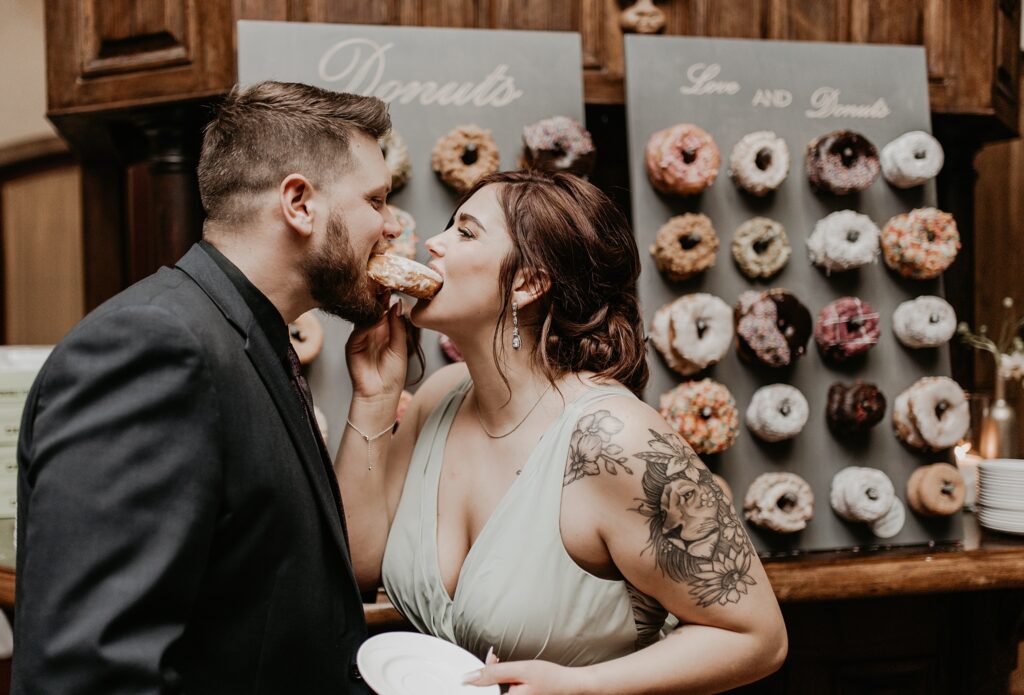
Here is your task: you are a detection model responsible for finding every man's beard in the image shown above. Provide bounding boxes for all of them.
[302,210,387,326]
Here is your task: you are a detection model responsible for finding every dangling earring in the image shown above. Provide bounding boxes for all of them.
[511,301,522,350]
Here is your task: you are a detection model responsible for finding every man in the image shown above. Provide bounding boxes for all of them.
[13,81,408,693]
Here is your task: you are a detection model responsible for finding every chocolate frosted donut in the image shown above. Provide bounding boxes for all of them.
[289,311,324,365]
[907,462,965,517]
[746,384,809,442]
[385,205,418,260]
[431,125,501,193]
[814,297,881,363]
[734,289,812,368]
[893,295,956,348]
[649,213,719,281]
[894,377,969,451]
[649,293,733,376]
[881,207,960,280]
[379,130,411,191]
[881,130,944,189]
[806,210,880,273]
[658,379,739,455]
[830,466,895,524]
[744,472,814,533]
[728,131,790,196]
[731,217,791,279]
[521,116,596,177]
[806,130,880,195]
[645,124,720,196]
[826,381,886,435]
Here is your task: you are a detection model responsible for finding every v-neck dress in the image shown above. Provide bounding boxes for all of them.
[382,378,649,665]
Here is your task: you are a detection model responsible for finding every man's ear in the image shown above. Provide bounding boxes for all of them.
[279,174,315,238]
[511,268,552,310]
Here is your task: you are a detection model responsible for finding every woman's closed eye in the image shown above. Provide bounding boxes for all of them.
[457,227,476,239]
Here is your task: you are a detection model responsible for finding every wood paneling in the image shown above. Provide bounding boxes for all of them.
[80,0,196,77]
[1,166,84,345]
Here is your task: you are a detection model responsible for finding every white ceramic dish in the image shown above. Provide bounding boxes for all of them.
[356,632,500,695]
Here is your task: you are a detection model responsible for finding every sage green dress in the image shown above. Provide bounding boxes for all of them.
[382,378,660,665]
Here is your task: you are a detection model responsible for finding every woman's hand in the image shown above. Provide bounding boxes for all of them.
[463,655,593,695]
[345,299,408,403]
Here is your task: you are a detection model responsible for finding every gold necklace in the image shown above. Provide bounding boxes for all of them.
[473,382,553,439]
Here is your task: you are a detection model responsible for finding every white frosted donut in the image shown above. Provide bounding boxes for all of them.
[743,472,814,533]
[669,293,734,374]
[892,295,956,348]
[830,466,895,523]
[807,210,880,273]
[650,303,691,376]
[868,498,906,539]
[379,130,411,191]
[892,390,927,450]
[906,376,969,450]
[881,130,944,188]
[728,131,790,196]
[746,384,810,442]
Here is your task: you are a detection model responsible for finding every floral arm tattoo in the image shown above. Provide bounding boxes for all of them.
[630,430,757,608]
[563,410,633,485]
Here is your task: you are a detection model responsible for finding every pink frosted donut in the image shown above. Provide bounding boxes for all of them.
[813,297,881,363]
[645,124,720,196]
[658,379,739,455]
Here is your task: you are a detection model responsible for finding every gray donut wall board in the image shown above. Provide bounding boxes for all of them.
[623,35,962,555]
[237,21,586,458]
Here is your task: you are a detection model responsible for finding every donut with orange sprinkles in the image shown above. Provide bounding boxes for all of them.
[880,207,960,280]
[658,379,739,455]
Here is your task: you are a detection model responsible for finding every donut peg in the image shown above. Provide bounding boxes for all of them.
[289,311,325,365]
[620,0,666,34]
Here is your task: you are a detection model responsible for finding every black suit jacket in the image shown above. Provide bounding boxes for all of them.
[13,244,370,694]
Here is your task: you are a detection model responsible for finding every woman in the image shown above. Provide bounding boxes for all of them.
[340,170,786,693]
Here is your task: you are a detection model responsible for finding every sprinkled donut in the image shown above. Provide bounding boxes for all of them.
[649,213,719,281]
[830,466,895,524]
[805,130,880,195]
[367,254,443,300]
[814,297,881,363]
[431,125,501,193]
[893,295,957,348]
[744,472,814,533]
[379,130,411,191]
[881,130,944,188]
[658,379,739,455]
[731,217,791,279]
[826,381,886,435]
[906,462,965,517]
[521,116,596,177]
[645,124,720,196]
[734,289,812,368]
[895,376,969,451]
[289,311,324,365]
[728,131,790,196]
[438,333,464,363]
[650,293,733,376]
[385,205,418,260]
[880,207,960,280]
[745,384,809,442]
[806,210,880,273]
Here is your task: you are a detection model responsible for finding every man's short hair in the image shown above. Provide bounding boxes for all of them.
[198,81,391,222]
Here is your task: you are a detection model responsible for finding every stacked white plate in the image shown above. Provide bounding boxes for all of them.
[977,459,1024,534]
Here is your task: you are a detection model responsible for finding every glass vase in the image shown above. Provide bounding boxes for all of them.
[978,373,1020,459]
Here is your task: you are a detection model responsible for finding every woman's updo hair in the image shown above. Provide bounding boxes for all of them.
[458,169,649,397]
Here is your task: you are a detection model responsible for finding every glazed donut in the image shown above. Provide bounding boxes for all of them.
[892,295,957,348]
[901,376,969,451]
[734,289,812,368]
[658,379,739,455]
[650,293,733,376]
[868,498,906,539]
[367,254,443,300]
[881,130,944,188]
[379,130,411,191]
[826,381,886,435]
[814,297,881,363]
[731,217,791,279]
[892,389,927,450]
[906,462,965,517]
[806,130,880,195]
[521,116,596,177]
[385,205,418,260]
[745,384,809,442]
[438,333,464,363]
[649,213,719,281]
[289,311,324,365]
[806,210,880,273]
[728,131,790,196]
[880,207,960,280]
[431,125,501,193]
[830,466,895,523]
[743,472,814,533]
[645,124,720,196]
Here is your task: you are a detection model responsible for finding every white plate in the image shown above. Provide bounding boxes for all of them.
[978,459,1024,473]
[978,517,1024,535]
[357,633,500,695]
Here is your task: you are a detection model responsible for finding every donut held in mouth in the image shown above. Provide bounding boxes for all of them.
[367,254,443,300]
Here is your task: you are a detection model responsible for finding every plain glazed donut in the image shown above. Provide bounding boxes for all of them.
[892,389,927,450]
[805,130,880,195]
[893,295,957,348]
[650,293,733,376]
[904,376,969,450]
[806,210,880,273]
[734,289,812,368]
[728,131,790,196]
[379,130,411,191]
[880,207,960,280]
[645,124,720,196]
[830,466,895,523]
[826,381,886,435]
[814,297,881,363]
[289,311,324,365]
[906,462,965,517]
[731,217,791,279]
[386,205,418,260]
[521,116,596,177]
[881,130,944,188]
[743,472,814,533]
[745,384,809,442]
[431,125,501,193]
[367,254,443,300]
[658,379,739,455]
[649,213,719,281]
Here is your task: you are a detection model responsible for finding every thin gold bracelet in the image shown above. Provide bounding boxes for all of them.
[346,418,396,470]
